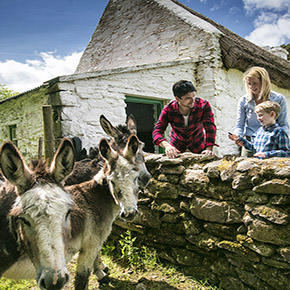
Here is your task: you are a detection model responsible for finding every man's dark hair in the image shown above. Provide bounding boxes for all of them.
[172,80,196,99]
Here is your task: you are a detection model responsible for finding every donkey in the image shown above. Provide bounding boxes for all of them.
[0,138,75,290]
[65,114,151,188]
[64,134,141,290]
[64,115,152,285]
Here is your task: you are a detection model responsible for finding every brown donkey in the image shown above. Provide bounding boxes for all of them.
[65,114,151,188]
[0,138,75,290]
[64,134,141,290]
[64,115,152,285]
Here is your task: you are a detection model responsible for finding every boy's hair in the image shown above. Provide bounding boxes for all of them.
[255,100,281,120]
[243,66,271,102]
[172,80,196,99]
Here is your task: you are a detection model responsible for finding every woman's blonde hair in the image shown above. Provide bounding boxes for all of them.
[243,66,271,102]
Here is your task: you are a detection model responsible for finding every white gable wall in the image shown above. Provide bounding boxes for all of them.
[76,0,222,73]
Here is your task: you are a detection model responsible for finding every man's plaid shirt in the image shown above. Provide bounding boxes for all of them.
[152,98,217,153]
[238,123,290,158]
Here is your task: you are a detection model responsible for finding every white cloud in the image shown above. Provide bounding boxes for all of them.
[246,13,290,46]
[243,0,290,46]
[254,11,279,26]
[0,51,83,93]
[243,0,290,12]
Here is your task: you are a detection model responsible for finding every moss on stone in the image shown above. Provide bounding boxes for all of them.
[217,159,235,171]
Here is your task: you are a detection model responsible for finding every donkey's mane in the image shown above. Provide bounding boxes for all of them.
[29,159,55,183]
[112,125,131,150]
[115,124,130,134]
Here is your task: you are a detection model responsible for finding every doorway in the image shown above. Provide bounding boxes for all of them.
[125,96,163,153]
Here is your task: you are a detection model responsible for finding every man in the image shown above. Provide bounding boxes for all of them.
[152,80,217,158]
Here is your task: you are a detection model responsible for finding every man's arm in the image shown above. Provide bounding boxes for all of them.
[152,107,169,146]
[152,104,180,158]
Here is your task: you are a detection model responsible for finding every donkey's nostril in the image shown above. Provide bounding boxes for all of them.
[122,209,138,221]
[39,277,46,290]
[64,272,70,285]
[38,268,70,290]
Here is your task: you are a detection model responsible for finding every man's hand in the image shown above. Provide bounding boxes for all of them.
[201,146,215,156]
[201,149,215,156]
[165,144,180,158]
[161,141,180,158]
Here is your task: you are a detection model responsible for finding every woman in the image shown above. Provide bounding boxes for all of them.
[231,66,289,156]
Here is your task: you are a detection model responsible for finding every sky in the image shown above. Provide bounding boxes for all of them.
[1,0,290,93]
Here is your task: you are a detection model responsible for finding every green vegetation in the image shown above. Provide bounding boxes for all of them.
[0,84,19,101]
[280,43,290,60]
[0,231,219,289]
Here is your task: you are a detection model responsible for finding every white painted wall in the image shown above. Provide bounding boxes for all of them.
[60,60,197,152]
[60,59,290,158]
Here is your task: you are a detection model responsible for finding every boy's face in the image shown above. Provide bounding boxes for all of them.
[175,91,196,110]
[255,109,276,127]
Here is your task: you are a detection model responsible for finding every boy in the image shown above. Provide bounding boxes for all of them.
[152,80,217,158]
[229,101,290,158]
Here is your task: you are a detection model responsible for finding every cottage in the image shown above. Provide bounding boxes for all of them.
[1,0,290,158]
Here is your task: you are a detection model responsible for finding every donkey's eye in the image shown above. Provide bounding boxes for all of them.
[65,209,72,221]
[19,217,31,227]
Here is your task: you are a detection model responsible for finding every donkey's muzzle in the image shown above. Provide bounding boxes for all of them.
[38,268,69,290]
[138,172,152,188]
[121,208,139,221]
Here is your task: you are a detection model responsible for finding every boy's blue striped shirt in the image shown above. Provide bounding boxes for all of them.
[238,123,290,158]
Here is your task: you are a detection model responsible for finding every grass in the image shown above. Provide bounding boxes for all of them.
[0,255,218,290]
[0,231,219,290]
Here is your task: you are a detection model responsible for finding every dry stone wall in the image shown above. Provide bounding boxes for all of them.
[110,153,290,290]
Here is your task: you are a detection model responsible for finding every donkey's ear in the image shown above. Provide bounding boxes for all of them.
[127,114,137,135]
[0,141,32,194]
[124,134,139,159]
[99,138,119,205]
[99,138,118,162]
[50,138,75,183]
[100,115,122,139]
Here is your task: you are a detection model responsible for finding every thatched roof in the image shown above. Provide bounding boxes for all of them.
[172,0,290,89]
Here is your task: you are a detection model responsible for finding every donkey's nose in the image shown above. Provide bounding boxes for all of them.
[38,268,69,290]
[121,208,139,221]
[139,172,152,188]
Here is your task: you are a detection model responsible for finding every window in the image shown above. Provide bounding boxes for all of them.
[9,125,18,146]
